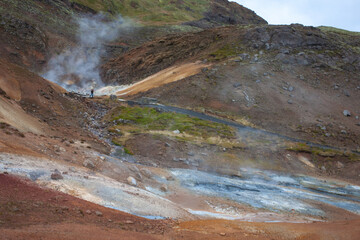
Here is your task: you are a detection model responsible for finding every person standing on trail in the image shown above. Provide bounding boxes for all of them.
[90,80,96,98]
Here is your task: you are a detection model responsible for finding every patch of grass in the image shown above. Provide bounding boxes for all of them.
[209,44,241,61]
[287,143,360,161]
[70,0,211,25]
[124,147,134,155]
[110,106,235,139]
[111,138,133,155]
[111,138,122,146]
[318,26,360,37]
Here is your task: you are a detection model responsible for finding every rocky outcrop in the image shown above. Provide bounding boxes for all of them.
[184,0,267,29]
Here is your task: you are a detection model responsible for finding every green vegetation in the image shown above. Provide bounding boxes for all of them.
[209,44,244,61]
[318,26,360,37]
[109,106,235,139]
[111,138,134,155]
[71,0,211,24]
[287,143,360,161]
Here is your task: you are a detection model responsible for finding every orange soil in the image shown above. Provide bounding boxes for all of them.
[115,62,209,97]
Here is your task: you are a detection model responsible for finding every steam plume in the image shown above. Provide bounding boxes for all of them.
[42,14,132,92]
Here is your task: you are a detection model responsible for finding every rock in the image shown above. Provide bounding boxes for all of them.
[220,233,226,236]
[140,169,152,178]
[166,175,175,181]
[343,110,351,116]
[344,90,350,97]
[95,211,103,217]
[325,133,331,137]
[83,160,95,169]
[336,161,344,169]
[86,210,92,215]
[188,152,195,156]
[173,130,180,134]
[135,172,142,180]
[160,184,168,192]
[321,166,326,172]
[233,82,242,88]
[298,156,315,168]
[256,80,261,83]
[318,151,336,158]
[51,169,63,180]
[356,122,360,126]
[109,95,117,100]
[287,99,293,104]
[129,165,139,173]
[341,130,347,135]
[333,84,339,90]
[288,86,294,92]
[127,176,137,186]
[125,220,134,224]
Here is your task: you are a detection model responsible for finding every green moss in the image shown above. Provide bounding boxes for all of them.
[111,138,122,146]
[109,106,235,139]
[209,44,242,61]
[111,138,134,155]
[70,0,211,25]
[124,147,134,155]
[287,143,360,161]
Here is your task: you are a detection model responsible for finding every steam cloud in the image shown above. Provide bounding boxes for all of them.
[43,14,131,92]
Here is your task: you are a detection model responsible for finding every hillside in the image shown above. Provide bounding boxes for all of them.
[1,1,360,239]
[70,0,267,26]
[0,0,266,72]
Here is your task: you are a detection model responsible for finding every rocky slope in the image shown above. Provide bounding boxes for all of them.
[1,1,360,239]
[102,24,360,151]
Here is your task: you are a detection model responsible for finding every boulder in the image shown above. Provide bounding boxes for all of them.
[343,110,351,116]
[140,168,152,178]
[129,165,139,173]
[160,184,168,192]
[51,169,63,180]
[336,161,344,169]
[83,160,95,169]
[127,176,137,186]
[95,211,103,217]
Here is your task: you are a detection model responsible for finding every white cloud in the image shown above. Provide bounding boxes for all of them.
[232,0,360,31]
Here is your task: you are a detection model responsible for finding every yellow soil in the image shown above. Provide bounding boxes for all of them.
[115,62,209,97]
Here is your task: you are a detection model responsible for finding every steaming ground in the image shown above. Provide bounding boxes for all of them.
[2,150,360,223]
[42,14,133,92]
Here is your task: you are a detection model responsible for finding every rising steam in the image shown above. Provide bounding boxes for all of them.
[43,14,132,92]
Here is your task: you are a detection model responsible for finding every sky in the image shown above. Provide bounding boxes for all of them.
[232,0,360,32]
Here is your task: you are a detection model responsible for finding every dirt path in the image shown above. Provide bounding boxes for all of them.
[98,62,209,97]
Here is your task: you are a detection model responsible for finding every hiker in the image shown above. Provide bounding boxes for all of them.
[90,80,96,98]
